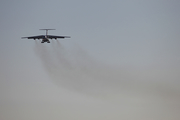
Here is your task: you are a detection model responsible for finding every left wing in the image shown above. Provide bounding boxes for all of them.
[47,35,70,39]
[21,35,45,39]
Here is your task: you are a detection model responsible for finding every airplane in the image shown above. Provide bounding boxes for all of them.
[22,29,70,43]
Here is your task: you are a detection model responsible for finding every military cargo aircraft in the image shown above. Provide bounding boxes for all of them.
[22,29,70,43]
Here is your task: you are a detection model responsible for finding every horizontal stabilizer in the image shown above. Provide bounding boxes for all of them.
[39,29,55,30]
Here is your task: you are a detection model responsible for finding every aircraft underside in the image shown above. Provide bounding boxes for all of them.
[41,38,50,43]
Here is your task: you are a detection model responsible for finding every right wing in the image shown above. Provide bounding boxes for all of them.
[21,35,45,39]
[47,35,70,39]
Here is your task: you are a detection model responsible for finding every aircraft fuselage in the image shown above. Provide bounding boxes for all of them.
[41,36,50,43]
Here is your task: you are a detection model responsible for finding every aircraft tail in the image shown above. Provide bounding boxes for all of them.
[40,29,55,36]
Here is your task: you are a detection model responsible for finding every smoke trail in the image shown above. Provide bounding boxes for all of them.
[32,40,180,120]
[34,40,57,74]
[34,41,121,95]
[34,41,180,98]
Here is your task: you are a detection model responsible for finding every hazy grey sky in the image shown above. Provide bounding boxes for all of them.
[0,0,180,120]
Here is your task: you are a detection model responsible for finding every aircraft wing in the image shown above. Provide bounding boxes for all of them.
[48,35,70,39]
[21,35,45,39]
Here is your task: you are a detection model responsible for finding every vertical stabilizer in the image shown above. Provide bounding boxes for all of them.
[39,29,55,36]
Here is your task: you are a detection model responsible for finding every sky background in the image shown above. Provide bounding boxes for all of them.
[0,0,180,120]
